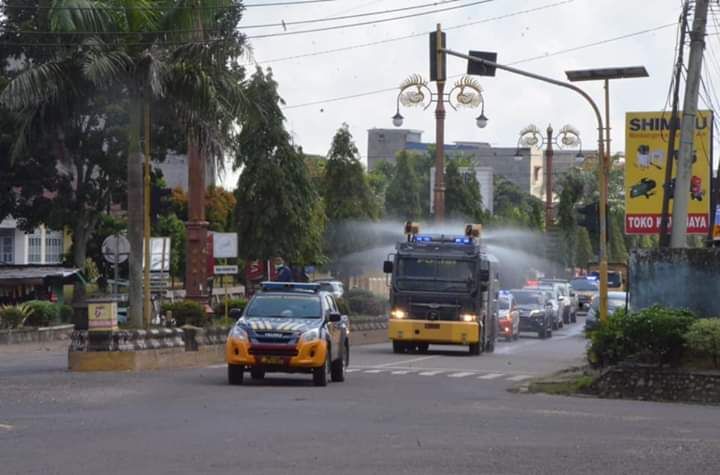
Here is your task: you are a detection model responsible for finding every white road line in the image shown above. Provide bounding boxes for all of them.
[0,424,13,431]
[478,373,504,380]
[418,370,444,376]
[506,374,532,381]
[364,369,384,374]
[448,372,475,378]
[346,368,361,373]
[375,355,436,368]
[208,364,226,369]
[391,370,411,375]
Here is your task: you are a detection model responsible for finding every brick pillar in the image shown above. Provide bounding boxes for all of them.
[185,142,209,300]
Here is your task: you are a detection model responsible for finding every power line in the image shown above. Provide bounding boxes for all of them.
[249,0,574,65]
[0,0,336,11]
[246,0,497,39]
[282,23,677,109]
[242,0,463,30]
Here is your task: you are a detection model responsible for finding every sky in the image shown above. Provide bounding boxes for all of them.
[222,0,718,186]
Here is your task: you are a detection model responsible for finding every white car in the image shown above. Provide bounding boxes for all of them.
[315,280,345,300]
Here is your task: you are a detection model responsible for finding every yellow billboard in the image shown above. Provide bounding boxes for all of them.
[624,110,713,235]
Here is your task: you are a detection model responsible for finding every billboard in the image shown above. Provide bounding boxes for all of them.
[624,110,713,235]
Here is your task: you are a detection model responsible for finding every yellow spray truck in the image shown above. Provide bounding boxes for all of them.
[383,223,498,355]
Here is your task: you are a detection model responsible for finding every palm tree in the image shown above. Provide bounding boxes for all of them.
[1,0,249,327]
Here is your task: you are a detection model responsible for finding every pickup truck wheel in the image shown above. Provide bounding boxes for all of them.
[571,312,577,323]
[250,368,265,380]
[331,343,348,382]
[313,351,329,387]
[228,364,244,385]
[468,342,481,355]
[416,343,429,353]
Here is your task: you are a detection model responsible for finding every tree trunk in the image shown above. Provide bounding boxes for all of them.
[127,99,144,328]
[72,222,88,303]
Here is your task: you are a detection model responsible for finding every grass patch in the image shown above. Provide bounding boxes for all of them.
[527,374,595,395]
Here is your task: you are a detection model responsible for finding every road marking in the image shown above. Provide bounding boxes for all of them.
[346,368,361,373]
[478,373,504,380]
[391,370,411,375]
[506,374,532,381]
[208,364,226,369]
[0,424,13,431]
[418,370,444,376]
[375,355,436,367]
[447,372,475,378]
[364,369,384,374]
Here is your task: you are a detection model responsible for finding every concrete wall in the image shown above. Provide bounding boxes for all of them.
[629,248,720,317]
[367,128,423,170]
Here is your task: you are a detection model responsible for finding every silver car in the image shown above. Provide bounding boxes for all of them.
[585,291,627,332]
[315,280,345,300]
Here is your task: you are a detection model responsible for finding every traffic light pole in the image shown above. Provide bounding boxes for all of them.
[440,48,609,322]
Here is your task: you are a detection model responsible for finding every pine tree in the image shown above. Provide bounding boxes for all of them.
[385,151,422,220]
[444,160,485,222]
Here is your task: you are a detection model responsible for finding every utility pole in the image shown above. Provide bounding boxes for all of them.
[659,0,690,247]
[432,24,447,223]
[671,0,709,248]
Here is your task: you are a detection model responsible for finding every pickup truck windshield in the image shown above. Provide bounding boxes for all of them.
[396,258,475,291]
[245,295,322,319]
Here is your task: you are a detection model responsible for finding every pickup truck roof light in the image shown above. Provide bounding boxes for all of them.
[259,282,321,294]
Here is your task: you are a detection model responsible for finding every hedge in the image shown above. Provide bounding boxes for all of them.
[161,300,207,327]
[344,288,387,316]
[685,319,720,369]
[213,298,248,319]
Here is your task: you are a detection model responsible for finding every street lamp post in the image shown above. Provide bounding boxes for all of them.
[515,124,583,228]
[565,66,649,322]
[392,70,488,222]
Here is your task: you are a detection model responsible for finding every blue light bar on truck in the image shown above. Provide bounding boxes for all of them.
[260,282,320,293]
[454,237,472,244]
[415,236,433,242]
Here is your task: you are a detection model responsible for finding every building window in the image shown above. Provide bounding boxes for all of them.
[534,166,542,183]
[28,231,42,264]
[46,231,64,264]
[0,230,13,264]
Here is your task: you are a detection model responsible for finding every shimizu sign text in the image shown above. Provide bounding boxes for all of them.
[624,110,713,235]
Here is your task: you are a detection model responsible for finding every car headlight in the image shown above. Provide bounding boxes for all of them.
[461,313,477,322]
[299,328,321,343]
[391,309,406,319]
[228,325,248,341]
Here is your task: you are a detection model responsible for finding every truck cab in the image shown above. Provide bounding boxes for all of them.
[383,223,498,355]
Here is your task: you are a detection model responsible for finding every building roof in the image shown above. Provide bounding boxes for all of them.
[0,266,80,285]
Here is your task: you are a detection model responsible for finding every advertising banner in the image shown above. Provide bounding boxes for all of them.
[624,110,713,235]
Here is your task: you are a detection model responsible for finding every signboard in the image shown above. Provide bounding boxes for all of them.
[143,237,171,271]
[212,232,238,258]
[102,234,130,264]
[88,300,118,332]
[624,110,713,235]
[214,265,239,275]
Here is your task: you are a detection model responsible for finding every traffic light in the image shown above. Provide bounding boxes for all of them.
[429,30,446,82]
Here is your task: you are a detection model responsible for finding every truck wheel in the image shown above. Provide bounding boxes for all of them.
[571,312,577,323]
[313,352,329,387]
[538,325,547,339]
[250,368,265,380]
[416,343,429,353]
[392,341,403,353]
[331,343,348,382]
[228,364,244,385]
[563,310,570,324]
[468,342,481,355]
[485,339,495,353]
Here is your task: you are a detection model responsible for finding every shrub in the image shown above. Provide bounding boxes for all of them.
[59,305,74,324]
[161,300,207,327]
[344,288,387,316]
[0,304,32,329]
[24,300,62,327]
[212,298,248,319]
[587,306,696,368]
[685,319,720,369]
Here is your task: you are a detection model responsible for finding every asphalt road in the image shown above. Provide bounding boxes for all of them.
[2,317,720,475]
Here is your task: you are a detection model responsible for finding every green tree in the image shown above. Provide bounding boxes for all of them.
[385,151,421,220]
[444,160,485,222]
[206,186,236,232]
[608,210,628,262]
[234,68,325,265]
[575,226,593,270]
[155,214,186,285]
[1,1,249,326]
[492,176,544,230]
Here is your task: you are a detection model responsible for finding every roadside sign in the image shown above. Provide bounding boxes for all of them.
[713,205,720,242]
[214,265,239,275]
[624,110,713,235]
[102,234,130,264]
[143,237,171,271]
[212,233,238,258]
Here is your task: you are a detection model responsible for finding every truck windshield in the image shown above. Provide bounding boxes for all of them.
[396,258,475,291]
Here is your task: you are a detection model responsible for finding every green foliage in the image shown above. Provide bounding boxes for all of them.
[492,176,543,230]
[684,319,720,368]
[162,300,207,327]
[444,160,486,223]
[212,298,248,319]
[0,304,32,329]
[588,306,696,367]
[206,186,237,232]
[20,300,73,327]
[608,210,627,262]
[344,288,387,316]
[385,151,422,220]
[155,213,186,282]
[234,68,325,265]
[84,258,100,284]
[575,226,593,270]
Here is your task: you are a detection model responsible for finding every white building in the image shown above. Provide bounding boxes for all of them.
[0,218,67,266]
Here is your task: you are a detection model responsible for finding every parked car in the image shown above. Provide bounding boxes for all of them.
[512,289,553,339]
[497,292,520,342]
[314,280,345,300]
[570,277,599,314]
[540,279,577,324]
[584,291,627,332]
